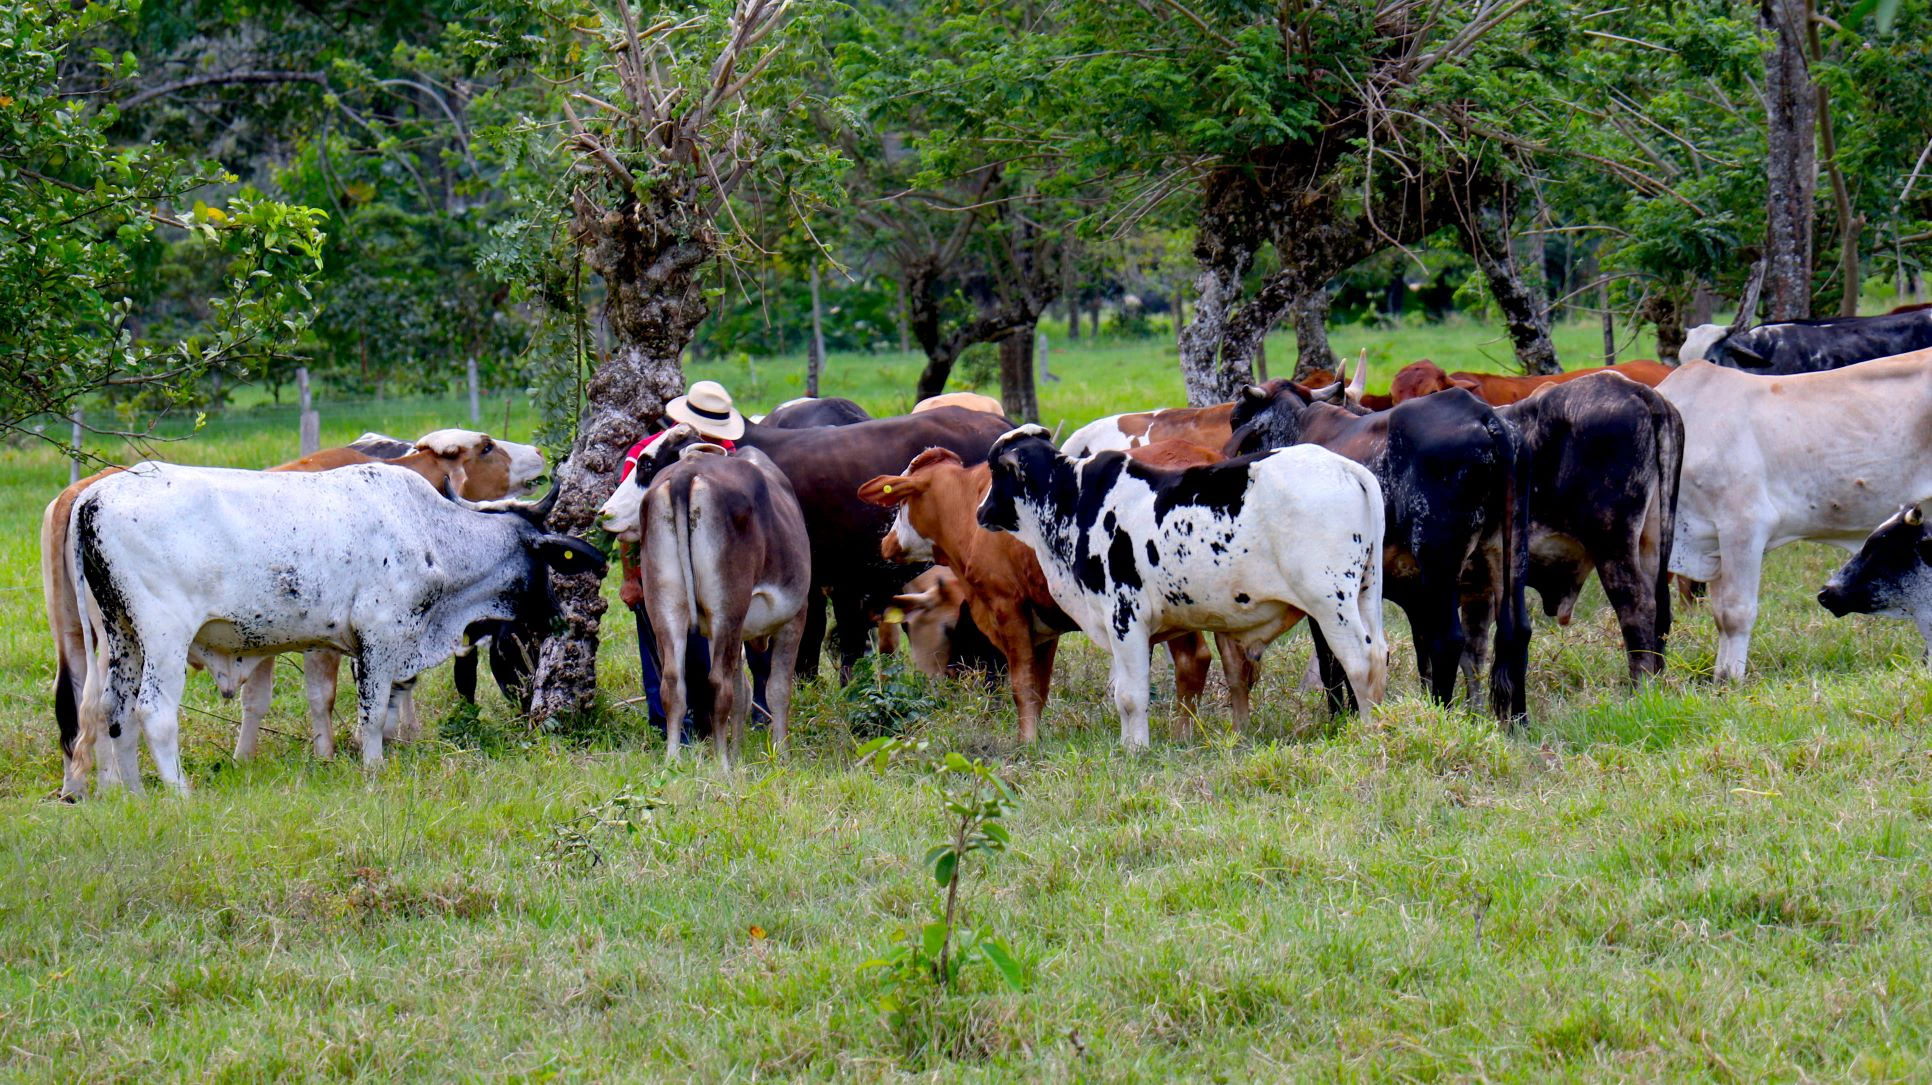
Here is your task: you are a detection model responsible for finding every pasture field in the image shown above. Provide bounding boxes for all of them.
[5,325,1932,1080]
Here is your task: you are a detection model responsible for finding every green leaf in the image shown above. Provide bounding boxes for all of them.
[980,940,1024,990]
[932,848,958,887]
[921,921,947,960]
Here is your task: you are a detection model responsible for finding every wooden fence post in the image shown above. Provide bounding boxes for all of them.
[297,366,320,456]
[69,407,83,484]
[467,357,482,424]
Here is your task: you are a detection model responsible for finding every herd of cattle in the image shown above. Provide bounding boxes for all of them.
[37,306,1932,796]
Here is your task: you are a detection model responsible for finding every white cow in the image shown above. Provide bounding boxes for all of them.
[1659,351,1932,680]
[64,463,602,794]
[977,425,1388,747]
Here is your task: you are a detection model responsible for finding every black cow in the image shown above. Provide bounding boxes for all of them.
[759,396,872,429]
[1495,374,1684,681]
[1818,505,1932,655]
[1228,385,1531,724]
[1681,308,1932,374]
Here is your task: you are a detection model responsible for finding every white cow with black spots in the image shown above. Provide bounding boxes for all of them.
[976,425,1388,747]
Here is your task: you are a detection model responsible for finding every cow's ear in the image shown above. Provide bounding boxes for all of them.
[531,535,608,577]
[858,474,917,507]
[1906,505,1925,528]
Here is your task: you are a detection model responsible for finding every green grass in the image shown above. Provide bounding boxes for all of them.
[5,324,1932,1080]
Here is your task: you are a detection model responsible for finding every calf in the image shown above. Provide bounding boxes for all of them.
[66,465,602,794]
[1659,352,1932,679]
[1496,374,1684,680]
[1229,384,1530,723]
[1060,379,1301,457]
[1388,359,1675,406]
[1818,505,1932,651]
[861,440,1253,741]
[977,427,1387,748]
[599,443,811,764]
[1681,308,1932,374]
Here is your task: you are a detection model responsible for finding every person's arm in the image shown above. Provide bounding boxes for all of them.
[619,538,643,608]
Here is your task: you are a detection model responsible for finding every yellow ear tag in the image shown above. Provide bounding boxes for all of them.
[882,484,893,494]
[884,607,905,624]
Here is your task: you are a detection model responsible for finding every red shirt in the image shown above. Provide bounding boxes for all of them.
[619,430,735,482]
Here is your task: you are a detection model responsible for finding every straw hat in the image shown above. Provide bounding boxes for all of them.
[664,380,746,441]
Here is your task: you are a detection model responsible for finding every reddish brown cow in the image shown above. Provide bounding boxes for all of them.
[860,440,1252,742]
[1386,359,1675,406]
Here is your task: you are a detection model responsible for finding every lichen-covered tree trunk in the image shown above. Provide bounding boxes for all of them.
[1761,0,1816,322]
[1177,188,1263,405]
[1289,289,1341,379]
[527,193,714,722]
[998,324,1041,423]
[1464,201,1561,375]
[1641,291,1687,363]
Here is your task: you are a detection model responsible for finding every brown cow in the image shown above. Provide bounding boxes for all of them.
[1386,359,1675,406]
[860,440,1253,742]
[914,392,1007,416]
[1058,381,1304,458]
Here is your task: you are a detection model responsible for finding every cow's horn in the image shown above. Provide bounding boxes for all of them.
[440,475,483,510]
[522,484,561,523]
[1347,349,1368,400]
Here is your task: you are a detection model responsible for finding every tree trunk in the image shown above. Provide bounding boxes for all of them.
[807,262,826,396]
[1601,279,1616,365]
[905,264,956,400]
[1465,199,1561,374]
[1689,281,1717,327]
[1806,9,1859,316]
[1088,297,1100,337]
[896,276,911,354]
[1761,0,1816,321]
[527,193,713,723]
[998,324,1041,423]
[1642,291,1687,363]
[1064,262,1080,342]
[1178,219,1261,406]
[1289,289,1341,380]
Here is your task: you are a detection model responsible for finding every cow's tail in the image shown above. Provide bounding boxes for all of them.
[1485,412,1531,727]
[64,503,102,795]
[1649,389,1686,652]
[40,491,87,793]
[669,473,714,731]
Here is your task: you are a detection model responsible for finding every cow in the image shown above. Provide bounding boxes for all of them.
[914,392,1006,416]
[617,407,1015,681]
[598,441,811,764]
[1493,374,1685,680]
[1387,359,1675,406]
[1680,308,1932,374]
[1658,352,1932,680]
[1228,383,1531,724]
[889,566,973,678]
[860,440,1254,742]
[64,465,603,794]
[1817,505,1932,653]
[40,429,543,792]
[1060,379,1301,457]
[757,396,872,429]
[976,426,1388,748]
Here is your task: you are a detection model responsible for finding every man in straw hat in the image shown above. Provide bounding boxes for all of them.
[616,381,751,737]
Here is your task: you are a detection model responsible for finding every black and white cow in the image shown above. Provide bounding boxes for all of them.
[66,463,604,794]
[1818,505,1932,652]
[1228,385,1531,724]
[976,425,1388,748]
[1681,308,1932,374]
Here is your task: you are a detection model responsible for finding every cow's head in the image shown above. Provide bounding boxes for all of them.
[596,424,712,540]
[1388,359,1479,404]
[884,567,968,677]
[448,482,609,632]
[1819,505,1932,619]
[859,448,972,564]
[416,429,547,500]
[1680,324,1769,369]
[1226,382,1318,456]
[978,425,1062,534]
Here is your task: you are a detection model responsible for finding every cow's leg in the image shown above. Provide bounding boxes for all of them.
[830,592,873,683]
[133,637,192,793]
[350,649,403,771]
[1307,624,1354,717]
[987,604,1049,742]
[1915,612,1932,663]
[1310,606,1384,714]
[1408,594,1465,706]
[303,649,341,759]
[765,611,808,755]
[90,629,142,793]
[1107,632,1154,749]
[1711,530,1769,682]
[234,656,276,761]
[452,634,480,703]
[394,688,422,744]
[1215,632,1257,732]
[708,626,747,768]
[1165,633,1212,741]
[654,615,691,761]
[793,594,828,686]
[1598,550,1665,682]
[1030,638,1060,739]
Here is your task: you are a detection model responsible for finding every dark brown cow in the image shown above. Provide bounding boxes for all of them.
[860,440,1252,741]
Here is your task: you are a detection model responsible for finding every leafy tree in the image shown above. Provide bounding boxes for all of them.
[0,0,324,442]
